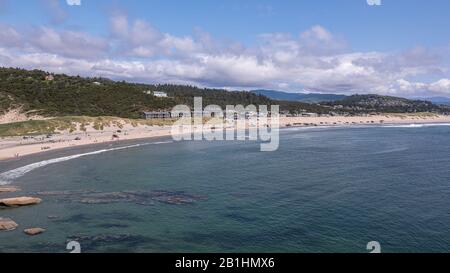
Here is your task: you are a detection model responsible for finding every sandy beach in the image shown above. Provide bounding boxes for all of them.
[1,114,450,161]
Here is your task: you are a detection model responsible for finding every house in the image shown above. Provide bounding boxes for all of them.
[45,75,54,81]
[301,113,319,117]
[153,91,168,98]
[142,111,172,119]
[143,91,168,97]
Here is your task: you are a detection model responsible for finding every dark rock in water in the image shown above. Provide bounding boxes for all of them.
[134,200,155,206]
[78,198,116,205]
[96,223,129,229]
[57,212,144,224]
[68,234,134,243]
[37,190,98,196]
[36,190,208,206]
[156,196,195,205]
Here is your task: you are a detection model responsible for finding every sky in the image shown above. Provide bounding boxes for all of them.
[0,0,450,97]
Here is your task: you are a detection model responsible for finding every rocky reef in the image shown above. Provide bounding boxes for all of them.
[36,190,208,206]
[24,227,46,236]
[0,218,18,231]
[0,196,42,207]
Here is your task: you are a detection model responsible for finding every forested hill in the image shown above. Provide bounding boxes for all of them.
[323,94,449,114]
[0,68,272,119]
[0,67,448,119]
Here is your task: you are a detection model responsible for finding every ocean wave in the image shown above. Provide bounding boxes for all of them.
[0,141,173,185]
[372,147,409,155]
[381,123,450,128]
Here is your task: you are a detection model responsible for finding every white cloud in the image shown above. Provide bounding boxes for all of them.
[110,13,129,38]
[395,78,450,96]
[29,27,109,59]
[0,24,21,47]
[110,14,199,58]
[0,18,449,97]
[429,79,450,94]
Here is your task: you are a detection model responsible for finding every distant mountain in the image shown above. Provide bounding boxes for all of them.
[323,94,446,113]
[251,89,347,103]
[423,97,450,106]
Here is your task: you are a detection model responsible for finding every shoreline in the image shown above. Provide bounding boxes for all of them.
[1,114,450,161]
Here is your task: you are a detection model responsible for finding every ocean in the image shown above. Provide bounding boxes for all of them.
[1,124,450,253]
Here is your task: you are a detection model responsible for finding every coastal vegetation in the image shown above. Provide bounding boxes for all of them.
[0,67,270,118]
[0,67,449,120]
[322,94,448,114]
[0,116,176,137]
[0,115,222,137]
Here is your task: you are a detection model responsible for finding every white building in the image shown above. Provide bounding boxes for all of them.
[143,91,168,97]
[153,91,168,98]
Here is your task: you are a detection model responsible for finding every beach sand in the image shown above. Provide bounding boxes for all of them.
[1,114,450,160]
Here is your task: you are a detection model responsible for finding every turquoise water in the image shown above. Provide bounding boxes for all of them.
[1,125,450,253]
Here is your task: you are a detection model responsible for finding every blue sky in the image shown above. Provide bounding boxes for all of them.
[0,0,450,97]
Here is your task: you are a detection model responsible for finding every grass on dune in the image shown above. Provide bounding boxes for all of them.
[0,116,177,137]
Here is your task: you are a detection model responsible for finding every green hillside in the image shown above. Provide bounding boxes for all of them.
[1,67,449,118]
[324,94,448,113]
[0,67,272,119]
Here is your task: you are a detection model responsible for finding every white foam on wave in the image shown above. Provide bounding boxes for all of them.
[381,123,450,128]
[0,140,173,185]
[282,125,348,131]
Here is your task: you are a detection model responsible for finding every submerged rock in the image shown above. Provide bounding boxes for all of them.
[0,218,18,231]
[24,227,46,236]
[0,197,42,207]
[37,190,97,196]
[36,190,207,206]
[68,234,135,243]
[0,187,21,193]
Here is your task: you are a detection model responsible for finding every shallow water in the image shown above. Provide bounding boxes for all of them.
[1,125,450,253]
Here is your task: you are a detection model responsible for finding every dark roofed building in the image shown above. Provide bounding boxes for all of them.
[142,111,172,119]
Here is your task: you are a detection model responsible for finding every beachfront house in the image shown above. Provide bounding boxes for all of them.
[143,91,168,98]
[142,111,172,119]
[153,91,168,98]
[301,113,319,117]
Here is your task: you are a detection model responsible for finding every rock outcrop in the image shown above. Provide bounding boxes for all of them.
[0,197,42,207]
[0,187,21,193]
[0,218,18,231]
[24,227,46,236]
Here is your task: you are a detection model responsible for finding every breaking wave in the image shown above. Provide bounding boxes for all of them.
[381,123,450,128]
[0,141,173,185]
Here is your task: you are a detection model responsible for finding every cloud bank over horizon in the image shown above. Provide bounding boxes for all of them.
[0,1,449,98]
